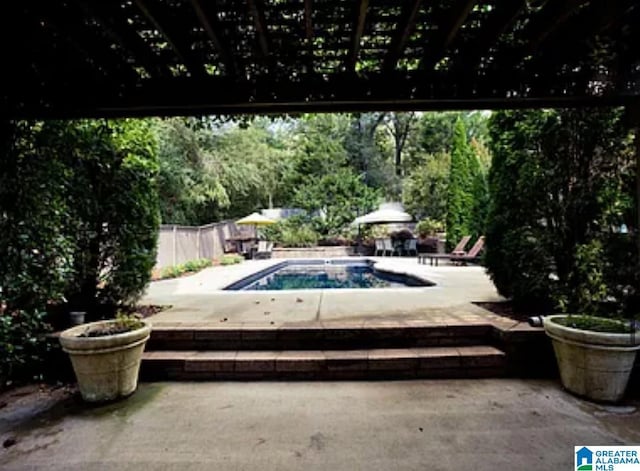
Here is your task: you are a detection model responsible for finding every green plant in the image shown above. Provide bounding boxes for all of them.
[280,225,319,248]
[484,108,635,314]
[0,309,52,388]
[220,254,244,265]
[415,218,443,237]
[79,311,144,338]
[446,118,487,250]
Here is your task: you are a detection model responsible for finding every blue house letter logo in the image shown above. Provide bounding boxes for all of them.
[576,447,593,471]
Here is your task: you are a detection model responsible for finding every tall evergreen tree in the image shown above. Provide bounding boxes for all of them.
[446,119,473,250]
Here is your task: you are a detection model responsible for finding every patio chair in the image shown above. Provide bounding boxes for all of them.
[374,238,385,256]
[450,236,485,264]
[403,238,417,256]
[254,241,274,259]
[382,238,396,256]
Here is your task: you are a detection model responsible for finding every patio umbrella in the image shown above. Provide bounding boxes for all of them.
[352,202,412,225]
[236,212,276,238]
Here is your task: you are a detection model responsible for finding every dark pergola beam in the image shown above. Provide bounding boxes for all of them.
[39,4,138,85]
[247,0,269,59]
[453,0,525,72]
[383,0,422,72]
[527,0,632,75]
[6,72,638,120]
[421,0,478,71]
[304,0,314,72]
[525,0,587,54]
[189,0,236,76]
[134,0,204,76]
[347,0,369,72]
[75,0,168,79]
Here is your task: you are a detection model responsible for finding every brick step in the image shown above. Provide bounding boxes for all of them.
[141,346,506,381]
[147,323,493,351]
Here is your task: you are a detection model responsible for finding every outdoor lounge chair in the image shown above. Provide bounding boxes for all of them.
[254,241,274,259]
[375,239,385,256]
[417,235,471,265]
[450,236,485,264]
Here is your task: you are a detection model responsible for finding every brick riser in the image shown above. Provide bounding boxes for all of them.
[147,324,493,351]
[141,346,506,381]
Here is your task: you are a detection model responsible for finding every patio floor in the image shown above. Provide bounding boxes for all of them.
[1,380,639,470]
[142,257,511,328]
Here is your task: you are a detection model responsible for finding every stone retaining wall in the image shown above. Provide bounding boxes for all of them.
[271,246,356,258]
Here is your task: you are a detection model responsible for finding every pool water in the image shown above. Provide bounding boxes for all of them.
[225,261,431,290]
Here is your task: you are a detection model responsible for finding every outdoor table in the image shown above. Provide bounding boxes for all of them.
[417,253,450,266]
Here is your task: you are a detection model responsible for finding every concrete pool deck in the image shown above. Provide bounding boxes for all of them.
[1,380,639,470]
[142,257,507,326]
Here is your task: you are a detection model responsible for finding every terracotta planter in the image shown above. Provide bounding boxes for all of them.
[543,315,640,402]
[59,320,151,402]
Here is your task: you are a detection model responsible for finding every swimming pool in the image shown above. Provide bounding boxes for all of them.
[224,259,433,291]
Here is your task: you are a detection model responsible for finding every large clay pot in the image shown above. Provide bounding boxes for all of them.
[543,315,640,402]
[59,320,151,402]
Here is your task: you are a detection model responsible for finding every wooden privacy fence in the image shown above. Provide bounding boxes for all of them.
[156,221,245,269]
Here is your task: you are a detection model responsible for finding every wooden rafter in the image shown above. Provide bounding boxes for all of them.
[525,0,587,55]
[453,0,525,72]
[383,0,422,72]
[75,0,168,78]
[421,0,478,71]
[3,1,640,119]
[40,2,138,84]
[189,0,236,76]
[247,0,269,59]
[529,0,631,74]
[347,0,369,72]
[304,0,314,72]
[7,71,636,120]
[134,0,204,76]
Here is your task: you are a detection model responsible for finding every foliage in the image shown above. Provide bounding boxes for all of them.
[293,168,380,237]
[158,258,214,279]
[78,312,145,337]
[0,309,52,387]
[156,117,294,224]
[344,113,392,190]
[556,240,608,316]
[551,315,634,334]
[0,119,160,385]
[446,119,473,250]
[416,111,489,156]
[415,218,444,237]
[485,108,635,314]
[263,217,319,248]
[0,121,74,314]
[55,119,160,311]
[220,254,244,265]
[403,151,450,223]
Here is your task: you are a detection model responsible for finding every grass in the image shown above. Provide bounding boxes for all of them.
[551,315,635,334]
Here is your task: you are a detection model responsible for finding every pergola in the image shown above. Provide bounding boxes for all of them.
[2,0,640,256]
[2,0,639,118]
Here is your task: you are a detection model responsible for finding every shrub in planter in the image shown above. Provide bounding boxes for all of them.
[59,312,151,402]
[543,241,640,402]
